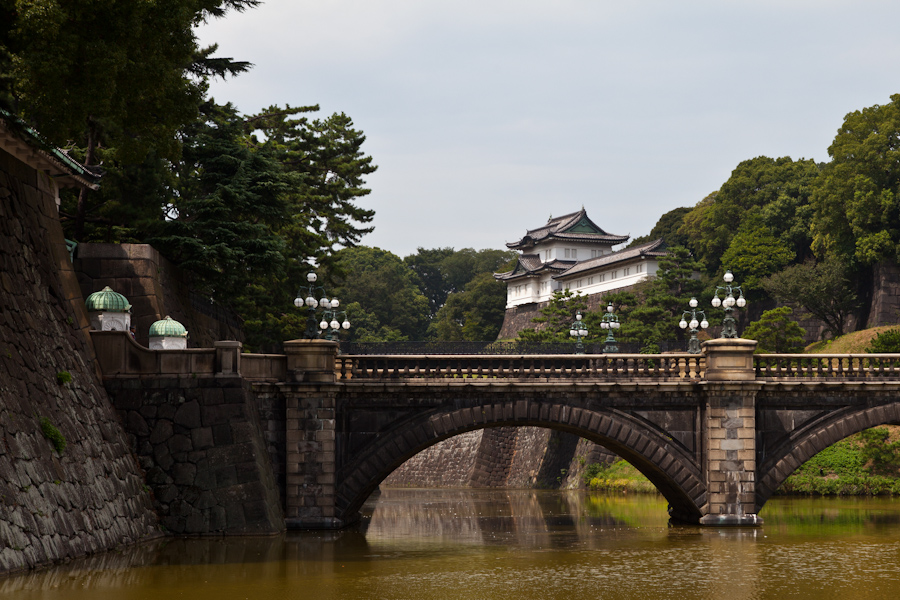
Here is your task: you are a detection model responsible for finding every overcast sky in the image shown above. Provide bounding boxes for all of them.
[198,0,900,258]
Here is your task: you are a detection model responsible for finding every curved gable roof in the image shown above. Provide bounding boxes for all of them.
[506,208,628,250]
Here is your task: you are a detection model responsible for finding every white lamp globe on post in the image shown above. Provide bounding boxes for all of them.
[600,303,620,354]
[681,297,709,354]
[569,310,588,354]
[711,270,747,338]
[295,269,350,341]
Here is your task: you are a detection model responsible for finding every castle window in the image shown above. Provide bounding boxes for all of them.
[624,267,630,276]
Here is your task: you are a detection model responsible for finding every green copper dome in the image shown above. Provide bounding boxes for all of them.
[149,316,188,338]
[85,286,131,312]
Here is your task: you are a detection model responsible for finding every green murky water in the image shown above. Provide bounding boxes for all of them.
[6,490,900,599]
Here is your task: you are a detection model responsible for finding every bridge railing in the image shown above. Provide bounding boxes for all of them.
[335,354,705,381]
[755,354,900,380]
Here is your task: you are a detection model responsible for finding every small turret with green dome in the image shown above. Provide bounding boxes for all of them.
[149,316,188,350]
[85,286,132,332]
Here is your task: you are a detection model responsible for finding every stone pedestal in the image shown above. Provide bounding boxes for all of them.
[215,340,242,376]
[700,338,762,526]
[703,338,757,381]
[284,339,338,383]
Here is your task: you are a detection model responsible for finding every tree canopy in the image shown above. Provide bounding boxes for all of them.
[680,156,820,275]
[762,258,860,338]
[811,94,900,265]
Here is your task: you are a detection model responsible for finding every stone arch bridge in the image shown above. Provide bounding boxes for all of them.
[93,333,900,530]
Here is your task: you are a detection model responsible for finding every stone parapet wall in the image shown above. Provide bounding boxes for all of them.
[104,376,283,535]
[0,150,160,575]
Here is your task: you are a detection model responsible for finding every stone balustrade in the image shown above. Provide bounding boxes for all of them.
[754,353,900,379]
[335,353,706,381]
[91,331,900,384]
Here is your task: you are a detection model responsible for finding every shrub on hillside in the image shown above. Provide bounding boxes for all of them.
[743,307,806,353]
[867,329,900,353]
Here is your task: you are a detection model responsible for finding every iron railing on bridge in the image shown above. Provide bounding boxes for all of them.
[335,353,705,381]
[339,340,685,355]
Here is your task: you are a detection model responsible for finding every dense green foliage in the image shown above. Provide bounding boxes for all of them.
[517,289,592,343]
[762,258,859,338]
[427,272,509,341]
[743,307,806,354]
[867,329,900,353]
[327,247,430,342]
[679,156,819,275]
[811,94,900,265]
[1,0,258,238]
[404,248,515,320]
[780,428,900,496]
[627,207,691,248]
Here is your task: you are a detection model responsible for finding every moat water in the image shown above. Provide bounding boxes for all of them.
[7,489,900,599]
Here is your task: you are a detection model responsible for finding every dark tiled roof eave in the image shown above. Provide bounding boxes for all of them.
[553,239,668,279]
[506,208,626,249]
[0,108,101,189]
[494,258,575,281]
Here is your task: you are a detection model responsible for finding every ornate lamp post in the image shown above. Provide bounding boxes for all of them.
[679,297,709,354]
[599,303,621,354]
[711,269,746,338]
[320,305,351,342]
[569,310,589,354]
[293,272,350,340]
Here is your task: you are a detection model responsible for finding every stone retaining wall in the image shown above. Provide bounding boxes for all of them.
[383,430,482,487]
[381,426,617,490]
[0,149,160,575]
[104,377,284,535]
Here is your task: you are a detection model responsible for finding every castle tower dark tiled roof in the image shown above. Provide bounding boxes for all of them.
[505,208,628,251]
[553,238,668,280]
[494,255,574,282]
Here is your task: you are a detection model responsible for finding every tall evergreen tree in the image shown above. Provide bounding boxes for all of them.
[2,0,257,240]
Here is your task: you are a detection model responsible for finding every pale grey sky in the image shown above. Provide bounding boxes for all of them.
[198,0,900,257]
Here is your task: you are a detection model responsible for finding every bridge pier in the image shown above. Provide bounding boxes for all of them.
[701,339,763,526]
[282,339,343,529]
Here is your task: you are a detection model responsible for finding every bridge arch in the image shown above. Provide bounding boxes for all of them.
[336,399,705,524]
[756,400,900,510]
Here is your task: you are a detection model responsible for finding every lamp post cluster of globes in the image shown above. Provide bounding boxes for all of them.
[293,272,351,341]
[570,270,747,355]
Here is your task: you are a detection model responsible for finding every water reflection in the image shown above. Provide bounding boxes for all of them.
[5,491,900,600]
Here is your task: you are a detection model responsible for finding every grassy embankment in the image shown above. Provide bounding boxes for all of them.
[585,327,900,496]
